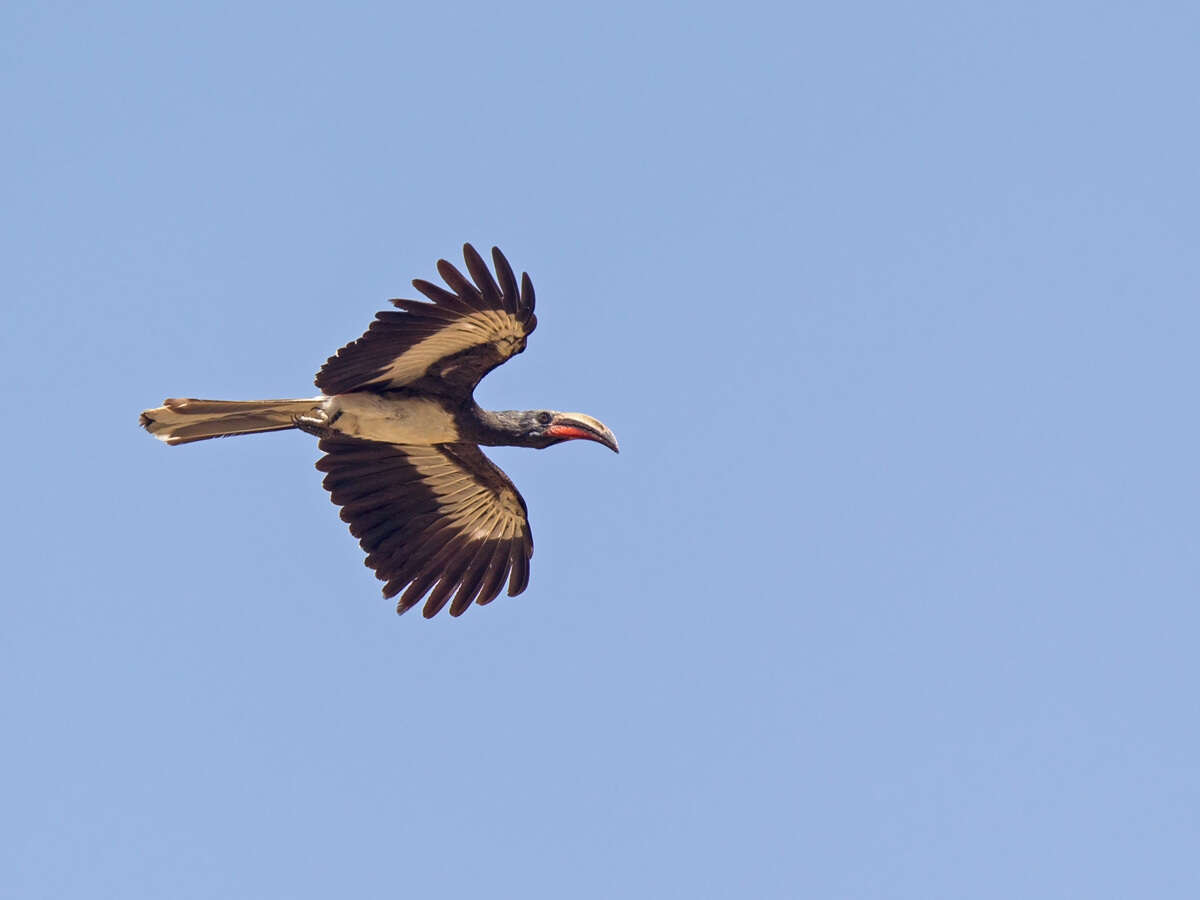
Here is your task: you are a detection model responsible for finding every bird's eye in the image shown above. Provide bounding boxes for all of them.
[537,412,552,426]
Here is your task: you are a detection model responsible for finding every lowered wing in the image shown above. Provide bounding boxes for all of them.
[316,436,533,618]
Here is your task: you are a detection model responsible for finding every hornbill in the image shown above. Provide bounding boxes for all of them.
[140,245,618,618]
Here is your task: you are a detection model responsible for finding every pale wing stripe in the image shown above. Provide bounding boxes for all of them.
[452,492,514,533]
[441,493,497,531]
[365,311,526,388]
[430,481,483,502]
[468,508,505,544]
[406,451,513,504]
[403,448,525,536]
[441,485,523,533]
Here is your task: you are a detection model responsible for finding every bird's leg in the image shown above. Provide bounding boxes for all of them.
[293,408,334,438]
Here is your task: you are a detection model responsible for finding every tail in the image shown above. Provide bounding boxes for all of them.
[139,397,322,446]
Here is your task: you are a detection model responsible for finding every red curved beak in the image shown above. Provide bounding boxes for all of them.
[545,413,619,453]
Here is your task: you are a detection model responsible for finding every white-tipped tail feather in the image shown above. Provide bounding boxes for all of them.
[139,397,322,445]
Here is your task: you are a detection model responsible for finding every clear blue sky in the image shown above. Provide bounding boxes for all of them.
[4,1,1199,897]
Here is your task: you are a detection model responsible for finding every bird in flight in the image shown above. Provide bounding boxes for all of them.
[140,244,618,618]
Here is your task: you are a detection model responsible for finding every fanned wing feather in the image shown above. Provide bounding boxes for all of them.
[316,244,538,397]
[316,436,534,618]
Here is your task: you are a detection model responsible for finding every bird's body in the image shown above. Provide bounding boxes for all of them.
[324,393,462,445]
[140,245,617,618]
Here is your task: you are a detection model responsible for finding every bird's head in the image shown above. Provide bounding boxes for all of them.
[507,410,619,452]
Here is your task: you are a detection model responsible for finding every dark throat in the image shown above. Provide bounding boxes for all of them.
[456,405,532,448]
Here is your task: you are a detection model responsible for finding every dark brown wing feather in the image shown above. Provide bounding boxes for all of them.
[316,436,534,618]
[316,244,538,398]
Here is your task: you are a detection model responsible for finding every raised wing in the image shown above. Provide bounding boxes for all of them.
[316,244,537,398]
[316,436,533,618]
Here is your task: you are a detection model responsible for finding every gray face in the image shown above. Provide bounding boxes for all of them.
[515,410,620,452]
[523,410,560,448]
[488,410,619,452]
[489,410,557,448]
